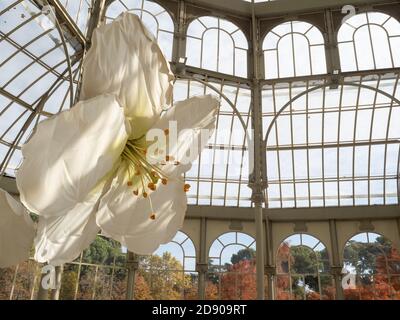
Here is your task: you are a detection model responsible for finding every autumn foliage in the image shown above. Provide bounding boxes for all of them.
[343,247,400,300]
[219,259,257,300]
[1,236,400,300]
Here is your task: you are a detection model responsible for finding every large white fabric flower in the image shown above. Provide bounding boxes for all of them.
[0,188,35,268]
[80,11,174,140]
[12,13,219,266]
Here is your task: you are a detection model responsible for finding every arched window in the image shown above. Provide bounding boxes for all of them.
[343,232,400,300]
[173,79,252,207]
[207,232,256,300]
[263,21,327,79]
[276,233,334,300]
[186,16,248,77]
[105,0,174,60]
[338,12,400,72]
[137,231,197,300]
[263,79,400,208]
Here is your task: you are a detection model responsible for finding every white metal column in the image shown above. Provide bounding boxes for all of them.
[197,217,208,299]
[126,252,139,300]
[250,0,266,300]
[329,220,344,300]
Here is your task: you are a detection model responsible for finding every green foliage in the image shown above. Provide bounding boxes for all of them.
[343,236,390,275]
[59,268,78,300]
[343,236,393,286]
[82,237,125,266]
[231,248,256,265]
[58,236,127,300]
[285,246,331,296]
[291,246,317,274]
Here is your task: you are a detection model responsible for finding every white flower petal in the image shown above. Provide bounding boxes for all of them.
[81,12,174,139]
[146,94,219,175]
[0,189,35,268]
[96,163,187,255]
[34,191,101,266]
[16,94,129,218]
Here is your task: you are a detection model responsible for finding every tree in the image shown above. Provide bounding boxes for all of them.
[138,252,192,300]
[231,248,256,265]
[134,274,152,300]
[82,236,125,266]
[206,247,257,300]
[220,259,256,300]
[343,242,400,300]
[59,267,78,300]
[205,281,219,300]
[58,236,128,300]
[0,261,40,300]
[276,242,334,300]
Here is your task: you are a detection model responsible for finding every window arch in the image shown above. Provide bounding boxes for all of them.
[338,12,400,72]
[186,16,248,77]
[263,79,400,208]
[343,232,400,300]
[276,233,334,300]
[207,232,256,300]
[173,79,252,207]
[105,0,174,60]
[263,21,327,79]
[137,231,197,300]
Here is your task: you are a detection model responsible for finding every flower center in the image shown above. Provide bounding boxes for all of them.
[122,137,164,193]
[121,132,190,220]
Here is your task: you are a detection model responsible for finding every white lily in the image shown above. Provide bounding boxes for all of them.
[11,12,219,266]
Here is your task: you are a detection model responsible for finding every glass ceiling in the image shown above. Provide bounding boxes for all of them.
[0,0,83,177]
[0,0,399,210]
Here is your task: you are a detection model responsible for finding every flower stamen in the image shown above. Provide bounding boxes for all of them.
[148,182,156,191]
[122,137,187,220]
[184,184,191,192]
